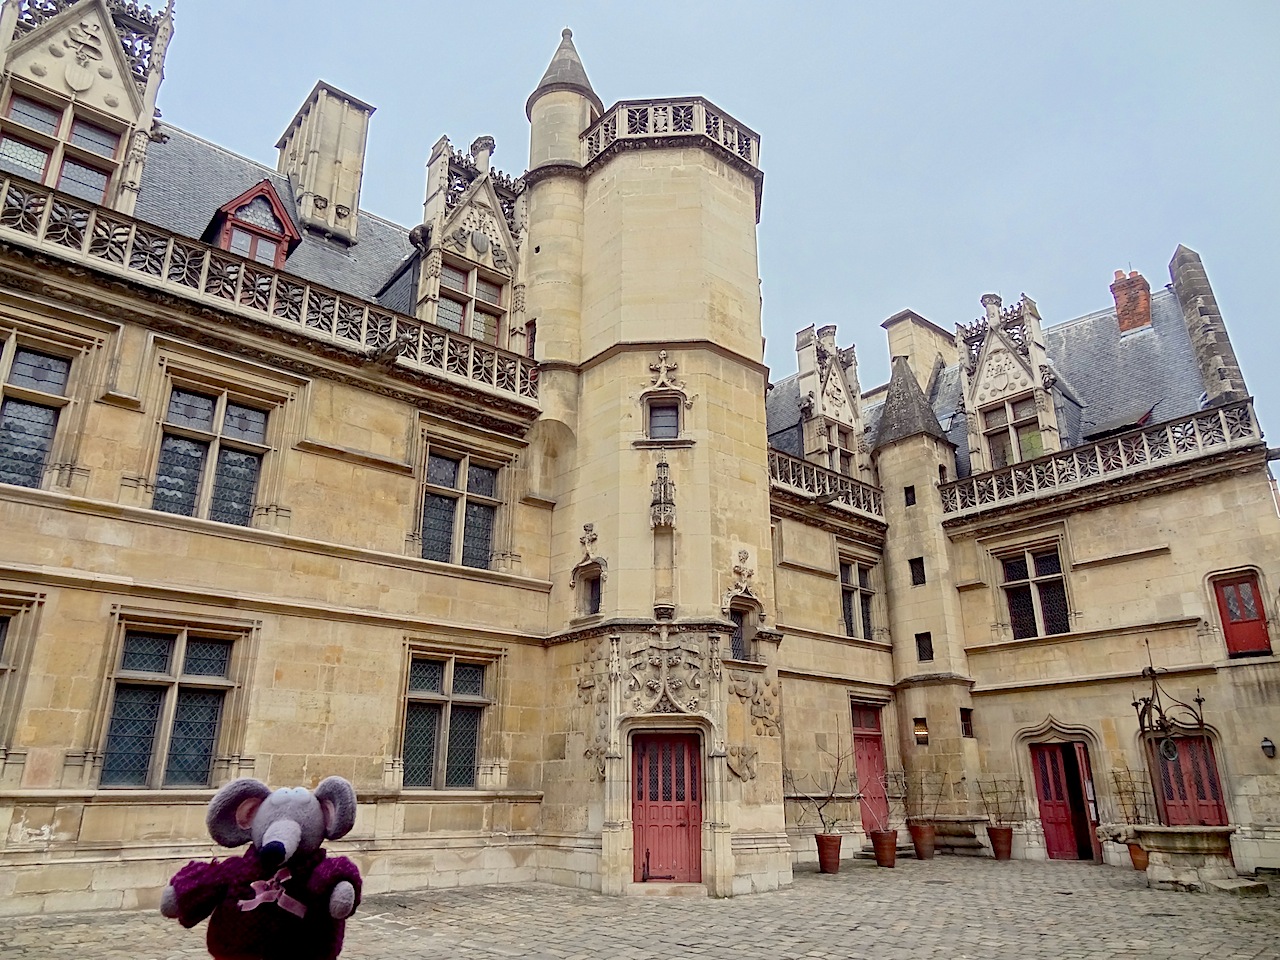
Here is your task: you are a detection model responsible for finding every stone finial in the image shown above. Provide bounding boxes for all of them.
[980,293,1003,324]
[470,136,495,174]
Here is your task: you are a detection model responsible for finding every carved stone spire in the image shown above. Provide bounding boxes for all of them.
[872,356,948,450]
[526,27,604,119]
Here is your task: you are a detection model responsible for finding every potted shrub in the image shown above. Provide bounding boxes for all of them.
[905,771,949,860]
[860,770,905,868]
[784,736,858,874]
[976,775,1025,861]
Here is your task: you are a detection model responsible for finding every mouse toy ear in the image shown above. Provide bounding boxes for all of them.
[207,778,271,847]
[314,776,357,840]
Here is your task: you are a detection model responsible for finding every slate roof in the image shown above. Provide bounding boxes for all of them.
[766,284,1205,479]
[526,28,605,118]
[872,356,948,449]
[134,124,415,304]
[764,373,804,457]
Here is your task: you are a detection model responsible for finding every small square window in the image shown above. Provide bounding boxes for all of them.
[904,485,916,506]
[56,157,110,202]
[915,631,933,662]
[913,718,929,745]
[8,96,60,135]
[960,708,975,739]
[648,402,680,440]
[69,118,120,158]
[909,557,926,586]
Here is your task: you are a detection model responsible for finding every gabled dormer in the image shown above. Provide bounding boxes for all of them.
[956,292,1062,473]
[0,0,174,215]
[793,324,871,480]
[412,134,528,351]
[203,179,301,269]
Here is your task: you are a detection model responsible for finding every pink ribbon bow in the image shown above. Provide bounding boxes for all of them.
[237,867,307,919]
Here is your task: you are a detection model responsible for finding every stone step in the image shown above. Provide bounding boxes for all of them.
[1205,878,1270,897]
[625,882,709,898]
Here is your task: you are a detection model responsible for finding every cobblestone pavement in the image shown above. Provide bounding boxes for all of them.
[2,858,1277,959]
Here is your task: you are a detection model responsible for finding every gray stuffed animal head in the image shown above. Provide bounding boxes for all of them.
[206,777,357,869]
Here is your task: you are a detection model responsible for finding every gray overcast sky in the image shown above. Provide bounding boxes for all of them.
[157,1,1279,431]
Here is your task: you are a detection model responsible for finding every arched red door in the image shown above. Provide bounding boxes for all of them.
[632,733,702,882]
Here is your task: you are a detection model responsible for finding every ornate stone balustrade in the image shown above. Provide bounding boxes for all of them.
[940,400,1262,517]
[583,97,761,169]
[768,450,884,519]
[0,177,538,403]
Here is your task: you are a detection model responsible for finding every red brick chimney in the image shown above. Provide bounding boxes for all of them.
[1111,269,1151,332]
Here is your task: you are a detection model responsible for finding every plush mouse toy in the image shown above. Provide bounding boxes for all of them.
[160,776,362,960]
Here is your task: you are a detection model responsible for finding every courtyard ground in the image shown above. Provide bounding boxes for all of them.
[1,856,1276,959]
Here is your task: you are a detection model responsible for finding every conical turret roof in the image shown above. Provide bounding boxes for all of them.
[872,356,949,450]
[526,28,605,119]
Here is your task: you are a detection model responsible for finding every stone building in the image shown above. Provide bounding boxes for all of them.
[0,2,1275,913]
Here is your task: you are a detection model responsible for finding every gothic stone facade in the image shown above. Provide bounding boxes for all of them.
[0,4,1276,915]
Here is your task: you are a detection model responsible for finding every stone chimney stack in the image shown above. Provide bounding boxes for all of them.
[1111,269,1152,332]
[1169,245,1248,405]
[470,136,495,175]
[277,81,376,245]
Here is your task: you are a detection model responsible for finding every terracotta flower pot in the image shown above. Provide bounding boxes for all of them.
[987,824,1014,861]
[869,829,898,868]
[815,832,842,874]
[1127,841,1148,871]
[908,822,936,860]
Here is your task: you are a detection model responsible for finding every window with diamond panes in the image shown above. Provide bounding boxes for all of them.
[402,656,490,789]
[0,342,72,489]
[0,94,119,203]
[153,386,269,525]
[420,448,500,569]
[1001,546,1070,639]
[433,260,505,345]
[219,195,288,268]
[840,561,875,639]
[100,628,236,787]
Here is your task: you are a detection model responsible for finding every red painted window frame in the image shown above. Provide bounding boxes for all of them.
[1213,573,1271,657]
[210,180,300,270]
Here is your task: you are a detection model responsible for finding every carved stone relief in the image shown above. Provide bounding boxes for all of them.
[727,745,759,781]
[728,670,781,736]
[627,631,708,714]
[721,548,761,615]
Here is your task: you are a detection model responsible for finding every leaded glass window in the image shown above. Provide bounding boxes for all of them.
[840,560,876,640]
[100,625,238,788]
[431,260,506,345]
[0,346,73,490]
[1,94,125,200]
[982,393,1043,470]
[420,447,501,569]
[402,655,490,789]
[56,156,109,202]
[1001,545,1071,639]
[153,386,269,526]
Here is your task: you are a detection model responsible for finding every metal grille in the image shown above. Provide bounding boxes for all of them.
[1033,550,1062,577]
[729,609,747,659]
[453,663,484,696]
[661,742,672,801]
[461,502,494,569]
[1038,581,1070,634]
[1002,556,1029,581]
[222,403,268,443]
[420,493,455,562]
[163,688,223,786]
[209,447,261,525]
[166,389,216,431]
[1006,584,1037,639]
[915,632,934,661]
[860,593,874,641]
[100,685,163,786]
[8,348,70,394]
[0,398,57,487]
[183,639,231,677]
[408,658,444,693]
[909,557,926,585]
[841,589,855,637]
[121,632,173,673]
[444,704,481,787]
[153,434,207,516]
[402,701,441,787]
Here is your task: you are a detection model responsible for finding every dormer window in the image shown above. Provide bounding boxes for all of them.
[0,92,121,203]
[208,182,300,270]
[435,260,505,345]
[982,394,1042,468]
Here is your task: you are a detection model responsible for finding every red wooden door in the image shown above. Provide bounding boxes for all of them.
[632,734,702,882]
[1151,736,1228,826]
[1031,744,1078,859]
[851,704,889,832]
[1215,575,1272,656]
